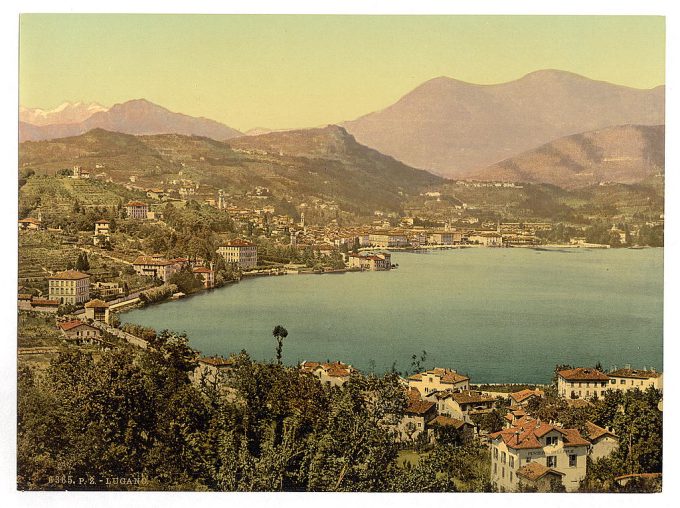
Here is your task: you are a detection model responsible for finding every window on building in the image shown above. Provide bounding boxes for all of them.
[569,454,577,467]
[502,468,505,478]
[494,463,497,474]
[586,390,589,397]
[501,452,506,465]
[547,456,557,468]
[509,456,515,468]
[510,472,513,482]
[494,448,498,459]
[546,436,558,446]
[621,380,626,385]
[611,379,616,384]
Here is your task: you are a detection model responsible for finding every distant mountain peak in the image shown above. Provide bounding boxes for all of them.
[343,70,665,177]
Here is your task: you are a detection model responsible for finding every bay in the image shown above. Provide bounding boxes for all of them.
[122,247,663,384]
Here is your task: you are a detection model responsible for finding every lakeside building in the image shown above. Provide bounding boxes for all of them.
[557,368,610,400]
[217,239,258,269]
[489,416,590,492]
[347,252,392,271]
[607,367,663,392]
[468,231,503,246]
[192,266,215,289]
[368,232,409,248]
[125,201,149,219]
[93,219,111,246]
[428,231,462,245]
[58,320,102,346]
[300,361,357,388]
[48,270,90,305]
[395,391,438,443]
[83,299,110,324]
[408,368,470,397]
[91,281,123,298]
[132,255,182,281]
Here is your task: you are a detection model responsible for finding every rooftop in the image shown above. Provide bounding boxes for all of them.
[59,320,95,332]
[608,368,661,379]
[408,368,470,385]
[405,400,436,416]
[516,462,565,482]
[84,299,109,308]
[221,239,255,247]
[48,270,90,280]
[490,417,590,450]
[558,367,610,381]
[510,388,544,404]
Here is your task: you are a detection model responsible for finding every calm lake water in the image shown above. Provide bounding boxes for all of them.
[123,247,663,384]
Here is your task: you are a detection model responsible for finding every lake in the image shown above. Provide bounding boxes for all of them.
[122,247,663,384]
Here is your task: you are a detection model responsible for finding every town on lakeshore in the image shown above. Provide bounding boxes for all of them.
[17,14,664,496]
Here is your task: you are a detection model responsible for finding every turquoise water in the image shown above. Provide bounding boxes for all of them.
[123,247,663,384]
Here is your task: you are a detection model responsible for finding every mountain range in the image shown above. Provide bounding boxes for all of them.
[342,70,664,177]
[19,126,441,218]
[19,99,242,142]
[467,124,664,189]
[19,70,665,188]
[19,101,108,126]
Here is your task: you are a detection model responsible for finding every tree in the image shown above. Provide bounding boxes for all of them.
[272,325,288,365]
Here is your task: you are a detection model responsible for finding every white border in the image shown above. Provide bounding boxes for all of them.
[2,2,677,508]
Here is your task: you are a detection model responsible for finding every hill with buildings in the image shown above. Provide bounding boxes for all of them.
[19,127,442,221]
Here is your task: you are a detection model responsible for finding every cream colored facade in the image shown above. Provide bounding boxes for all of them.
[607,368,663,393]
[48,271,90,305]
[217,241,258,269]
[490,421,589,492]
[407,368,470,397]
[557,368,610,400]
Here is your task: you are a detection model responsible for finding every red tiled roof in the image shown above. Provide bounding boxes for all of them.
[510,389,544,404]
[95,219,110,224]
[192,267,213,273]
[450,390,495,405]
[409,368,469,385]
[18,218,41,224]
[31,298,59,306]
[48,270,90,280]
[585,421,617,441]
[608,368,661,379]
[84,299,109,308]
[558,367,610,381]
[126,201,147,207]
[489,417,590,450]
[59,320,93,332]
[18,294,32,300]
[516,462,565,481]
[405,400,436,416]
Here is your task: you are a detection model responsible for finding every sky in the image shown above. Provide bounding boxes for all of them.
[19,14,665,132]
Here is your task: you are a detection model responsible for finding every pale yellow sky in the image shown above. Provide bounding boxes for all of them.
[20,15,665,131]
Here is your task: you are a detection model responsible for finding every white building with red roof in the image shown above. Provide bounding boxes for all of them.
[300,360,357,388]
[58,320,102,345]
[217,239,257,269]
[125,201,149,219]
[407,367,470,397]
[192,266,215,289]
[132,255,182,281]
[48,270,90,305]
[607,367,663,393]
[557,367,611,400]
[489,416,590,492]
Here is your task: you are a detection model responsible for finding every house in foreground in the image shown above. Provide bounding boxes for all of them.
[585,421,619,460]
[48,270,90,305]
[489,416,590,492]
[607,367,663,393]
[58,320,103,346]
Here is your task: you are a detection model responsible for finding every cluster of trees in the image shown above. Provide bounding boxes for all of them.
[168,267,205,295]
[18,329,493,492]
[139,284,178,304]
